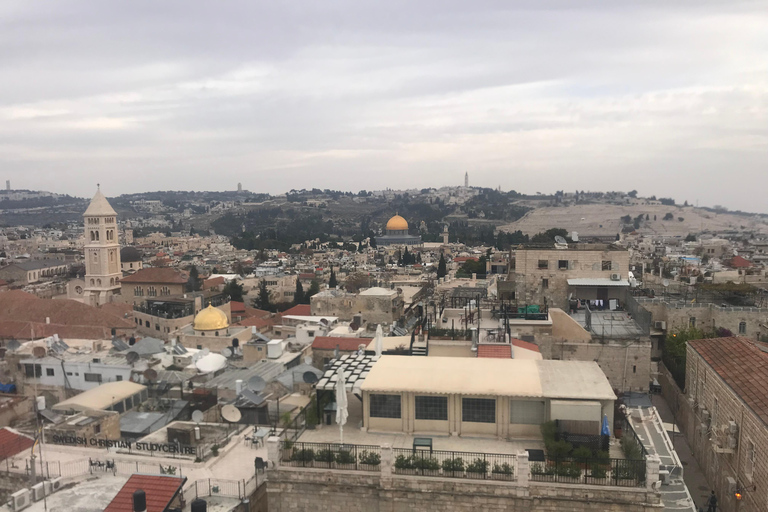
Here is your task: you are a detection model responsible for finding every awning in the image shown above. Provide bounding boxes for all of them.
[567,278,630,287]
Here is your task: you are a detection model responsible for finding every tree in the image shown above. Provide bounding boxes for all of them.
[294,279,305,305]
[369,236,377,249]
[223,280,244,302]
[344,272,370,293]
[437,254,447,278]
[187,265,202,292]
[531,228,568,244]
[306,280,320,301]
[252,280,272,311]
[627,190,638,198]
[328,268,337,288]
[685,234,696,242]
[663,212,674,221]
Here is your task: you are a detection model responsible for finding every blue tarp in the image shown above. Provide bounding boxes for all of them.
[0,382,17,394]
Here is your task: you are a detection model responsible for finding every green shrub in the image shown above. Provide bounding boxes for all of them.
[359,450,381,466]
[315,449,335,463]
[394,455,415,470]
[492,463,513,475]
[211,444,219,456]
[621,435,643,460]
[594,450,610,465]
[441,457,465,473]
[590,465,608,479]
[531,462,554,476]
[547,440,573,459]
[540,421,557,442]
[414,457,440,471]
[555,464,582,478]
[282,440,294,450]
[291,448,315,462]
[335,450,356,464]
[572,446,593,462]
[466,458,490,474]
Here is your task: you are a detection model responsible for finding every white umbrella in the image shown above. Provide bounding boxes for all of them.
[373,324,383,360]
[335,366,349,444]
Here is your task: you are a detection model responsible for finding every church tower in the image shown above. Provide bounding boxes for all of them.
[464,172,469,188]
[82,186,122,306]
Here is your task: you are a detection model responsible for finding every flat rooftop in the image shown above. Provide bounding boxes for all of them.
[572,310,646,338]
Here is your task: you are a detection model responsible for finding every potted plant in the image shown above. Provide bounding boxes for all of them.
[315,448,335,468]
[441,457,465,477]
[555,463,582,483]
[210,444,219,457]
[359,450,381,470]
[290,448,315,467]
[530,462,554,479]
[335,450,357,469]
[282,440,294,462]
[466,458,490,479]
[491,462,514,481]
[414,456,440,476]
[394,454,416,475]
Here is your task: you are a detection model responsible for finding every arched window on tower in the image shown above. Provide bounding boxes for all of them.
[90,279,95,286]
[90,231,95,241]
[95,231,100,241]
[97,279,102,286]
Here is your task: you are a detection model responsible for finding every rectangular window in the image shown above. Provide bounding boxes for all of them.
[84,373,102,383]
[602,260,612,271]
[46,368,54,377]
[116,375,123,381]
[93,425,101,435]
[369,394,401,419]
[558,260,568,270]
[739,322,747,334]
[462,398,496,423]
[510,400,545,425]
[415,396,448,421]
[689,317,696,328]
[746,440,755,479]
[538,260,548,270]
[542,278,549,289]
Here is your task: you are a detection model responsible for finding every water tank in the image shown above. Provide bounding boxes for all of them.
[267,340,283,359]
[190,499,207,512]
[36,396,46,411]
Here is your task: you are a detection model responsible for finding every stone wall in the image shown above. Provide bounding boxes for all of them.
[266,439,662,512]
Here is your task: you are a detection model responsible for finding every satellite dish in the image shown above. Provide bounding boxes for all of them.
[143,368,158,381]
[303,371,319,384]
[662,279,670,287]
[555,236,568,245]
[221,347,232,358]
[6,340,20,351]
[126,351,140,364]
[191,410,204,424]
[201,348,210,356]
[303,355,312,365]
[221,404,242,423]
[247,375,266,393]
[33,346,47,358]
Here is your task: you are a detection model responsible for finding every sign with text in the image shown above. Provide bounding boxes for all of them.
[51,435,197,455]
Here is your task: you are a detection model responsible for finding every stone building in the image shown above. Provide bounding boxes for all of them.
[119,246,143,274]
[0,259,68,285]
[510,244,630,310]
[310,286,404,327]
[118,267,188,306]
[176,304,252,352]
[82,187,122,306]
[681,337,768,512]
[376,214,422,246]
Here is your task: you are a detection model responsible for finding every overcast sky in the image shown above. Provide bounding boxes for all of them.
[1,1,767,212]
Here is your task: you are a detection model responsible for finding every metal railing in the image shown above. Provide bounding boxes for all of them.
[622,416,649,460]
[530,457,646,487]
[277,403,309,444]
[392,448,517,481]
[281,441,382,472]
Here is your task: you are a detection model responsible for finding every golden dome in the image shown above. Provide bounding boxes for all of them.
[386,214,408,231]
[194,305,229,331]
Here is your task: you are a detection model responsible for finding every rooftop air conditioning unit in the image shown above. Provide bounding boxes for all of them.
[92,340,103,352]
[10,489,31,511]
[31,482,46,501]
[699,423,708,435]
[654,321,667,330]
[610,273,621,281]
[726,476,737,494]
[728,420,738,435]
[701,409,710,424]
[50,478,63,492]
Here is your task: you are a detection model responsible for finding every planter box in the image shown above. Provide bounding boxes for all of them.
[418,469,440,477]
[314,461,333,468]
[466,472,486,479]
[335,463,356,471]
[395,469,417,475]
[491,472,514,481]
[360,464,381,472]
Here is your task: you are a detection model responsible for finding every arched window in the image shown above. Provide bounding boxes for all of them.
[97,279,102,286]
[109,251,114,262]
[739,321,747,334]
[134,286,143,296]
[90,279,95,286]
[110,278,115,286]
[95,231,100,241]
[147,286,156,297]
[92,251,98,262]
[90,231,95,241]
[160,286,170,296]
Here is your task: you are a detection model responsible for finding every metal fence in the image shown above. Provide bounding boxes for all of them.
[391,448,517,481]
[625,294,652,335]
[530,457,645,487]
[181,475,260,503]
[622,416,649,460]
[277,403,309,444]
[281,441,382,472]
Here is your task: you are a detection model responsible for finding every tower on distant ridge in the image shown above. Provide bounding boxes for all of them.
[464,172,469,188]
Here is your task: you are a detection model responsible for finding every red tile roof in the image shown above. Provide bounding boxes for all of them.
[203,276,226,289]
[229,300,246,313]
[0,428,34,461]
[298,273,316,280]
[689,337,768,426]
[119,268,188,284]
[312,336,365,351]
[511,338,541,353]
[728,255,752,268]
[104,474,185,512]
[477,345,512,359]
[453,256,479,263]
[282,304,311,317]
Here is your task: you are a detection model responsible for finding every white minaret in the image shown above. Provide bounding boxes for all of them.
[82,186,122,306]
[464,172,469,188]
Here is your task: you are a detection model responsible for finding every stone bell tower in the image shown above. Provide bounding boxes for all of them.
[82,186,122,306]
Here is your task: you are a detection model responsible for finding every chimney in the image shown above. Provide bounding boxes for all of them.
[132,490,147,512]
[191,499,207,512]
[45,317,50,324]
[235,379,243,395]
